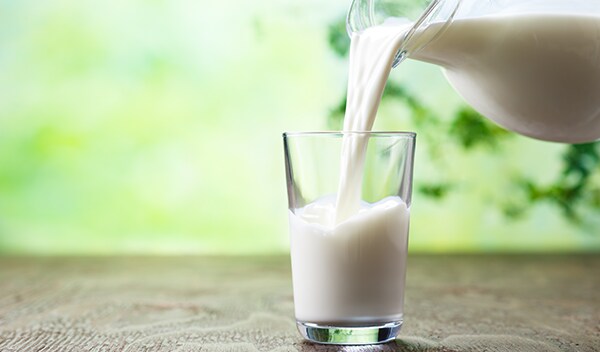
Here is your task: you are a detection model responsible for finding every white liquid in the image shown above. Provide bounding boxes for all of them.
[289,196,410,323]
[335,21,413,223]
[415,14,600,143]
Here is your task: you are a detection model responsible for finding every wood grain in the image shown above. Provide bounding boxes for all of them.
[0,255,598,351]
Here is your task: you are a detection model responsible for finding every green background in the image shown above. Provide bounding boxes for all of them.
[1,0,599,254]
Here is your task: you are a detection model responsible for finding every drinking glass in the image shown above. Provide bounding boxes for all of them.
[283,132,416,345]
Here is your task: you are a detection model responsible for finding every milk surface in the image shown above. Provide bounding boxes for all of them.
[289,196,410,324]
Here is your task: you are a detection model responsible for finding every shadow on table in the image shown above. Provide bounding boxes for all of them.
[297,335,564,351]
[296,337,435,351]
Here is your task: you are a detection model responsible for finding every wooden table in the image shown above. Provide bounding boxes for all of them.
[0,255,598,351]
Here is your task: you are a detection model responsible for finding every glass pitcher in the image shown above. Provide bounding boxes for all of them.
[347,0,600,143]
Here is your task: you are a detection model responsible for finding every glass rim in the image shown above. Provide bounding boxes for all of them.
[283,131,417,138]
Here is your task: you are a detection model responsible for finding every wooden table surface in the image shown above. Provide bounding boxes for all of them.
[0,255,598,352]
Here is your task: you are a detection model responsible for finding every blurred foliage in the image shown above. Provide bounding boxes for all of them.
[508,143,600,224]
[418,183,453,199]
[450,108,512,149]
[0,1,598,254]
[327,20,351,58]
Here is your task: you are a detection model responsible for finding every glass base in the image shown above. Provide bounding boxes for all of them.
[296,320,402,345]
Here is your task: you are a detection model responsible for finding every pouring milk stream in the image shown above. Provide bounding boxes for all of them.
[289,0,600,324]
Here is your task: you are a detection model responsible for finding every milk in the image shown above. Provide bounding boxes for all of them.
[289,196,410,323]
[414,14,600,143]
[335,21,413,223]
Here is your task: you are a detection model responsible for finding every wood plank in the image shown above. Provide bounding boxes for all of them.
[0,255,598,351]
